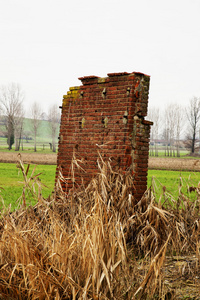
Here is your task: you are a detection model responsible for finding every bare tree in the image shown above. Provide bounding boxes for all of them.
[162,127,170,156]
[162,109,170,156]
[30,102,42,152]
[162,104,185,157]
[0,83,24,150]
[14,114,24,151]
[164,105,177,157]
[148,107,160,156]
[174,104,184,157]
[48,104,60,152]
[185,97,200,154]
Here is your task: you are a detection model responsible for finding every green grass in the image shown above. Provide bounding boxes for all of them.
[148,169,200,202]
[0,163,56,210]
[0,147,58,154]
[0,162,200,211]
[0,141,58,153]
[149,148,200,159]
[149,149,189,157]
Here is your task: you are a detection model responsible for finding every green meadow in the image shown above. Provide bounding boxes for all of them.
[148,169,200,202]
[0,163,56,210]
[0,162,200,210]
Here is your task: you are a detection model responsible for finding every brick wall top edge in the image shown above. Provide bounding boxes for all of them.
[78,75,100,83]
[78,75,100,80]
[78,72,150,85]
[133,71,150,77]
[107,72,131,77]
[142,120,154,126]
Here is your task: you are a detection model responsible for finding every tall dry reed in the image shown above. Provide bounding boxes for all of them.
[0,155,199,299]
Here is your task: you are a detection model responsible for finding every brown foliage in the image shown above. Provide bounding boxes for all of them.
[0,156,199,299]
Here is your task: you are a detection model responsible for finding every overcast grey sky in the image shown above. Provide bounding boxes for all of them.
[1,0,200,115]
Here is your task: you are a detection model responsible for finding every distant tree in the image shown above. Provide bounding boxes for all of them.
[174,104,184,157]
[0,83,24,150]
[7,120,15,150]
[162,104,184,157]
[23,130,32,143]
[14,106,25,151]
[161,127,170,156]
[185,97,200,154]
[164,105,178,157]
[162,108,170,156]
[48,104,60,152]
[41,112,48,121]
[30,102,42,152]
[148,107,160,156]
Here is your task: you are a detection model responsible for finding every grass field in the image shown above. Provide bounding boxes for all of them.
[149,149,189,157]
[0,163,56,209]
[0,117,60,152]
[148,169,200,202]
[149,149,200,160]
[0,138,59,153]
[1,162,200,210]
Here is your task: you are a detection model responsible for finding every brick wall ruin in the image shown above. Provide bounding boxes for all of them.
[56,72,153,201]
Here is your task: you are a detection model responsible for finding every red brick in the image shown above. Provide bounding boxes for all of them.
[56,72,152,202]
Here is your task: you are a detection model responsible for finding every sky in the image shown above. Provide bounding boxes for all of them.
[1,0,200,115]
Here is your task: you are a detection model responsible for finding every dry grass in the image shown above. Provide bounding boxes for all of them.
[1,151,200,171]
[0,152,57,165]
[149,157,200,171]
[0,155,199,299]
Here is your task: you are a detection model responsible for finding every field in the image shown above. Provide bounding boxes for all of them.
[0,153,200,298]
[0,152,200,208]
[149,156,200,171]
[0,163,57,209]
[0,117,60,151]
[0,163,200,210]
[0,151,57,164]
[0,152,57,209]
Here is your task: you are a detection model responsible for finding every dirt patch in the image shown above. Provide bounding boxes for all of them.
[149,157,200,171]
[0,152,57,165]
[1,152,200,171]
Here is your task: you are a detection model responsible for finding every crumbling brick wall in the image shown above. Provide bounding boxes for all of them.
[56,72,153,201]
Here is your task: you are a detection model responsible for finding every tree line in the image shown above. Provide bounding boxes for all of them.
[0,83,60,152]
[148,97,200,156]
[1,83,200,156]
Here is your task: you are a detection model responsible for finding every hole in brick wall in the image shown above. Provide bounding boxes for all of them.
[102,88,107,99]
[81,117,86,128]
[80,91,84,98]
[123,111,128,124]
[127,87,131,96]
[102,117,108,128]
[125,146,131,154]
[75,144,79,150]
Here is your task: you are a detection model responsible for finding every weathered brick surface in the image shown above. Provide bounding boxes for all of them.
[56,72,153,201]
